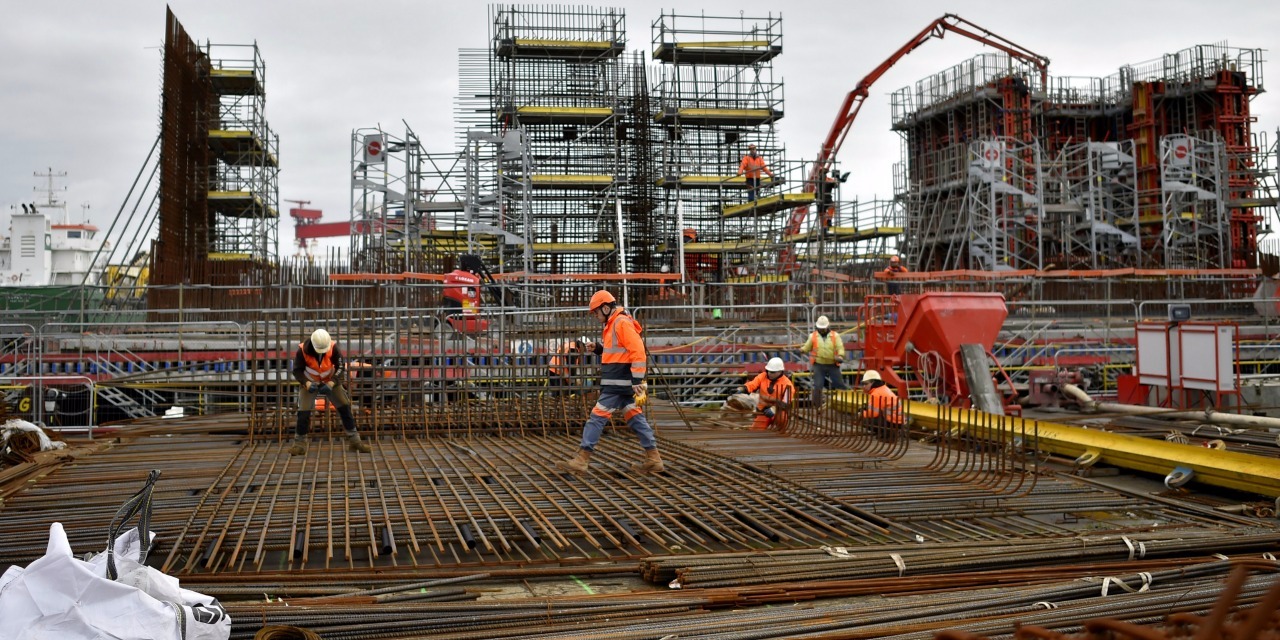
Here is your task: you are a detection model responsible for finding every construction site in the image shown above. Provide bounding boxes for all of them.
[5,5,1280,639]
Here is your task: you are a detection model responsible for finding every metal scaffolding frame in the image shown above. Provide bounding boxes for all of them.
[895,44,1270,273]
[649,11,800,284]
[488,4,630,275]
[204,42,279,266]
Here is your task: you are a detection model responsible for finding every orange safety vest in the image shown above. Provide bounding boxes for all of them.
[745,371,794,410]
[738,154,771,179]
[300,341,337,383]
[884,265,908,275]
[600,308,646,388]
[862,384,904,424]
[549,344,573,377]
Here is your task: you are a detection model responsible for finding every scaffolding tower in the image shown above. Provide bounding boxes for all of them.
[649,11,800,283]
[205,42,279,274]
[895,44,1272,272]
[486,4,630,275]
[348,125,470,274]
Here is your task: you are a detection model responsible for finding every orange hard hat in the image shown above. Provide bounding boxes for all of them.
[589,289,616,312]
[890,255,900,263]
[682,227,697,241]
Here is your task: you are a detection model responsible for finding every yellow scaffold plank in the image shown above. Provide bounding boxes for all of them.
[208,129,277,167]
[787,226,905,243]
[506,106,618,125]
[655,107,781,126]
[207,191,277,219]
[656,175,782,190]
[835,396,1280,498]
[529,174,615,189]
[722,192,816,218]
[531,242,616,253]
[726,273,790,283]
[496,38,623,59]
[653,40,781,64]
[684,240,768,253]
[209,68,261,96]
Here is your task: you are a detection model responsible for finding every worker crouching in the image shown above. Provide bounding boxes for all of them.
[858,369,905,438]
[289,329,372,456]
[557,290,665,475]
[741,357,794,432]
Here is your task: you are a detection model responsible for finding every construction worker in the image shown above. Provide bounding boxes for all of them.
[803,315,847,408]
[858,369,905,434]
[289,329,372,456]
[547,340,579,395]
[737,144,774,202]
[815,167,848,230]
[740,357,795,432]
[557,290,665,475]
[884,255,908,294]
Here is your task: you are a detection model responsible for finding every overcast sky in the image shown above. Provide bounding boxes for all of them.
[2,0,1277,259]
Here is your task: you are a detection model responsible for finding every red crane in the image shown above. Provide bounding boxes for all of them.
[286,199,323,257]
[779,14,1050,272]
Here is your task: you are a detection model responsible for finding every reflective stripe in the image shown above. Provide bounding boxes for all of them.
[602,379,632,386]
[602,347,627,354]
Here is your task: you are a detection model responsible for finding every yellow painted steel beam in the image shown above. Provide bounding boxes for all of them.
[832,391,1280,497]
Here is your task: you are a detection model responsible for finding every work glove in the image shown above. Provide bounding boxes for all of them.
[633,383,648,406]
[307,383,322,394]
[762,406,776,418]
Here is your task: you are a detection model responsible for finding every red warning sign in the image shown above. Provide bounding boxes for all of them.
[1174,144,1188,159]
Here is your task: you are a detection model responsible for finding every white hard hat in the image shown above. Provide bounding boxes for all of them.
[815,315,830,329]
[765,357,785,372]
[660,264,671,273]
[861,369,882,382]
[310,329,332,354]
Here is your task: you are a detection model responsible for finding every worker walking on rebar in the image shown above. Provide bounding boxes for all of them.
[289,329,372,456]
[737,144,774,202]
[557,290,665,475]
[804,315,848,408]
[740,357,795,432]
[858,369,904,435]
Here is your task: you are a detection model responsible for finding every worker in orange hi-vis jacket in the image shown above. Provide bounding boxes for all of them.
[858,369,905,436]
[557,289,665,476]
[289,329,372,456]
[740,357,795,432]
[737,143,775,202]
[547,340,580,395]
[883,255,909,294]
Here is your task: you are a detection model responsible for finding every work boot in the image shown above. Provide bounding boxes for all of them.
[556,449,591,474]
[631,448,665,475]
[346,432,372,453]
[288,436,307,456]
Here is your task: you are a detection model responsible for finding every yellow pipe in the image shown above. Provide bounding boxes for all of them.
[831,389,1280,497]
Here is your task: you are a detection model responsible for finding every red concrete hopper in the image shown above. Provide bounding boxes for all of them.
[893,292,1007,359]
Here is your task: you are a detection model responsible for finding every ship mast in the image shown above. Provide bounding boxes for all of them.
[33,167,68,224]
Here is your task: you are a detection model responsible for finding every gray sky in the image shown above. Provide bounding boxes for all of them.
[3,0,1277,258]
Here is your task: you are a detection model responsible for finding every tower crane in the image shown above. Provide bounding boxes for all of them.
[779,14,1050,272]
[286,199,322,259]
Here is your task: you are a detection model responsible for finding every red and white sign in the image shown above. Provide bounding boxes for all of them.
[363,134,386,164]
